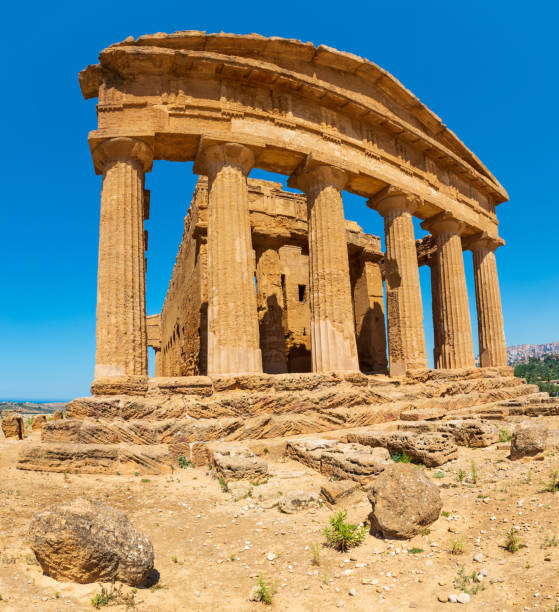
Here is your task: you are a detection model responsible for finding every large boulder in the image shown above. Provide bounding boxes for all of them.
[368,463,442,539]
[1,412,24,439]
[28,498,154,585]
[347,430,457,467]
[510,422,548,460]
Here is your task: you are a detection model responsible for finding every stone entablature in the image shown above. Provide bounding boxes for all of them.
[153,177,386,377]
[80,32,506,238]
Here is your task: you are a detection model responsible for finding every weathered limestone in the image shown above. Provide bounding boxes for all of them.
[195,143,262,376]
[18,32,529,477]
[1,412,24,439]
[428,254,444,368]
[368,463,442,539]
[350,252,388,373]
[466,233,508,367]
[368,187,427,375]
[210,443,268,481]
[255,241,288,374]
[347,430,458,467]
[29,498,154,585]
[422,213,475,369]
[92,137,152,379]
[293,163,359,373]
[510,422,548,460]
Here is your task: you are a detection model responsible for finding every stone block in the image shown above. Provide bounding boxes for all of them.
[347,430,457,467]
[1,413,24,439]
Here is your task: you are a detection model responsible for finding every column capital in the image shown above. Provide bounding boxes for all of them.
[289,157,347,194]
[421,211,464,236]
[463,231,505,252]
[367,185,421,217]
[194,141,254,179]
[92,137,153,175]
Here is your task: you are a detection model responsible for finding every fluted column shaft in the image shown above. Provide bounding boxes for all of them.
[422,214,475,369]
[197,143,262,375]
[428,256,444,367]
[298,165,359,372]
[92,137,152,378]
[369,187,427,375]
[470,236,507,367]
[255,244,288,374]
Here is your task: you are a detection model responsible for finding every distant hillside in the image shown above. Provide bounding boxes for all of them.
[0,401,65,416]
[507,342,559,365]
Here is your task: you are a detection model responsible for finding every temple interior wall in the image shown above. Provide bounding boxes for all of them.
[154,177,387,376]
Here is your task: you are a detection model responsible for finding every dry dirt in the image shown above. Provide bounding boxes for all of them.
[1,423,559,612]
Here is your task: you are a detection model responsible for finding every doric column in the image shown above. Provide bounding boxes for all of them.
[368,186,427,375]
[427,254,444,368]
[465,233,507,367]
[255,238,288,374]
[422,213,475,369]
[195,142,262,376]
[349,251,388,373]
[92,137,153,378]
[293,163,359,372]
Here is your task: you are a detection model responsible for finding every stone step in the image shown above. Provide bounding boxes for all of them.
[17,443,172,475]
[67,376,534,423]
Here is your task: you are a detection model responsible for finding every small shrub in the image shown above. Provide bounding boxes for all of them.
[419,527,431,537]
[450,537,465,555]
[391,451,412,463]
[457,469,465,483]
[470,460,478,485]
[453,566,484,596]
[323,511,366,552]
[178,455,192,469]
[441,511,450,518]
[253,575,277,605]
[504,527,524,553]
[541,535,559,549]
[310,542,320,566]
[171,555,178,563]
[434,471,446,479]
[408,547,423,554]
[218,477,228,492]
[540,470,559,493]
[499,429,512,442]
[141,478,150,484]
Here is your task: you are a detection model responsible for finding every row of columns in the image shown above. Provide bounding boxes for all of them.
[91,136,507,379]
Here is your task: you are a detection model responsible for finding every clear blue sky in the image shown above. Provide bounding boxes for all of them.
[1,1,557,400]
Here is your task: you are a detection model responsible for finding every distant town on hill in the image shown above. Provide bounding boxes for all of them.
[507,342,559,365]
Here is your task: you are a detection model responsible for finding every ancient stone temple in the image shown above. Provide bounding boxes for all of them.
[19,31,549,474]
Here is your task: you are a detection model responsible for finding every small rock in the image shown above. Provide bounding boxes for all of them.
[448,594,458,603]
[348,588,356,596]
[437,593,447,603]
[457,592,470,604]
[279,491,318,514]
[473,553,483,563]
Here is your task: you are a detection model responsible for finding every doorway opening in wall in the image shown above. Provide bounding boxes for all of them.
[148,346,156,378]
[298,284,306,303]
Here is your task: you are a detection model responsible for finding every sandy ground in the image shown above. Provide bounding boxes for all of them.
[1,423,559,612]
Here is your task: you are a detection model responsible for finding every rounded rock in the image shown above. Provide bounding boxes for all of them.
[367,463,442,539]
[28,498,154,585]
